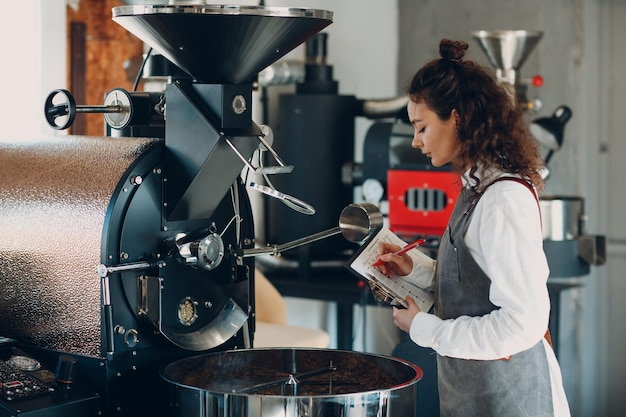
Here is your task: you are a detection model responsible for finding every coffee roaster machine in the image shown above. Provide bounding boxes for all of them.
[0,4,424,417]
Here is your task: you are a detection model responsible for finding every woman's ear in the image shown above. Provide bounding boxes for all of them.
[451,109,461,127]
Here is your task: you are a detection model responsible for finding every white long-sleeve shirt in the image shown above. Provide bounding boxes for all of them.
[407,171,571,416]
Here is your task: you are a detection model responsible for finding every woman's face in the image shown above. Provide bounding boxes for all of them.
[407,100,461,167]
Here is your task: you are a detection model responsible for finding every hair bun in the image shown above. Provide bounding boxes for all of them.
[439,39,469,61]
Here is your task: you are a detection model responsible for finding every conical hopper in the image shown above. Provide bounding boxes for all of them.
[471,30,543,73]
[112,4,333,84]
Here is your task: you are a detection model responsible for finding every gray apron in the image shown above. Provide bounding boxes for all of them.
[434,180,553,417]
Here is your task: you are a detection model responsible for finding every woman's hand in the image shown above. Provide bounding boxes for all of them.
[376,241,414,277]
[392,296,421,333]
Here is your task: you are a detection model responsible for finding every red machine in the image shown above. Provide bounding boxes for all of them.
[387,169,460,237]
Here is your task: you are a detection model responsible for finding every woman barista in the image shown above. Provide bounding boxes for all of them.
[377,39,570,416]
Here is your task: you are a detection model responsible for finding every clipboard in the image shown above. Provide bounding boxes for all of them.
[345,227,435,311]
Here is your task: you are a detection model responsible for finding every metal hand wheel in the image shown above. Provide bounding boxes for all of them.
[44,88,132,130]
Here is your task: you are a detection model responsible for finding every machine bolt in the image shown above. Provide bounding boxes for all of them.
[124,329,139,348]
[205,301,213,308]
[232,94,247,115]
[153,167,162,175]
[120,252,129,260]
[130,175,143,185]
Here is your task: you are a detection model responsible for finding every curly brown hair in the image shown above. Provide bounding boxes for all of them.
[407,39,544,192]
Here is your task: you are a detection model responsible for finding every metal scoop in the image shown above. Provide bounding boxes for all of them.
[243,202,383,257]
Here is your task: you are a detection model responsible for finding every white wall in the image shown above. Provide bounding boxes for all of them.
[0,0,66,139]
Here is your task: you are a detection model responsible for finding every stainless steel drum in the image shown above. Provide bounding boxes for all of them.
[0,135,158,357]
[161,348,422,417]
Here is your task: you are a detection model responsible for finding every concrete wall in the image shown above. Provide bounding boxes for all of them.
[605,2,626,416]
